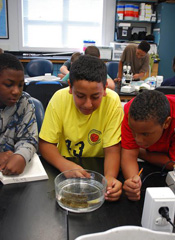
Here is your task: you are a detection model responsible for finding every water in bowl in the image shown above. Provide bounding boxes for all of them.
[56,178,105,213]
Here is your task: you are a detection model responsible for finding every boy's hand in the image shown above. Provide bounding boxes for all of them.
[64,168,91,179]
[0,151,14,168]
[133,74,140,80]
[114,77,122,82]
[105,176,122,201]
[62,161,91,179]
[123,175,142,201]
[1,154,26,175]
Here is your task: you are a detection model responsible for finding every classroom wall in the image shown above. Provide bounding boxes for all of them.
[154,2,175,79]
[0,0,116,52]
[0,0,19,51]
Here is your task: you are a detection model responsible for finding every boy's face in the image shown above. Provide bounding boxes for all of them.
[128,116,170,148]
[0,68,24,107]
[136,49,146,59]
[69,80,107,115]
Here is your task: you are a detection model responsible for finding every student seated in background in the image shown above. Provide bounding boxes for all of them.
[62,46,115,90]
[121,90,175,201]
[60,52,81,82]
[39,55,124,201]
[161,57,175,86]
[58,46,104,78]
[0,53,38,175]
[58,58,71,79]
[115,40,150,82]
[58,52,81,79]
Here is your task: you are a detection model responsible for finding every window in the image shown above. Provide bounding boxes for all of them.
[20,0,104,51]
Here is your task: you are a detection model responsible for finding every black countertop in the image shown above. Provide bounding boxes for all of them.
[0,157,172,240]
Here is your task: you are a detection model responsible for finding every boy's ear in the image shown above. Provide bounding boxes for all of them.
[163,116,172,129]
[68,80,72,94]
[103,82,108,96]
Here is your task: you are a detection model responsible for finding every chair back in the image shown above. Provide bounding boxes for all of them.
[31,97,45,132]
[26,59,54,77]
[106,61,119,80]
[25,81,68,110]
[155,86,175,95]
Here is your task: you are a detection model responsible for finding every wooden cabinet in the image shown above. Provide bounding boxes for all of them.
[142,62,159,80]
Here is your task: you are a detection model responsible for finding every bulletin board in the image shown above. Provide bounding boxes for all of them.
[0,0,9,39]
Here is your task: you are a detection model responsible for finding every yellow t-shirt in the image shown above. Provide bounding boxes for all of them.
[39,87,123,158]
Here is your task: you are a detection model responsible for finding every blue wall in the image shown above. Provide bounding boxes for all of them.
[154,3,175,79]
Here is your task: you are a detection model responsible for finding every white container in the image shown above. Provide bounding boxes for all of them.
[124,16,134,20]
[140,3,145,9]
[118,13,123,20]
[75,225,175,240]
[83,40,96,52]
[156,75,163,87]
[139,15,145,21]
[55,169,107,213]
[133,5,139,20]
[117,4,124,13]
[44,73,52,80]
[124,4,134,20]
[145,4,152,10]
[140,9,145,16]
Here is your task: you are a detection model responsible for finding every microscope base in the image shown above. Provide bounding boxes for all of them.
[120,86,135,93]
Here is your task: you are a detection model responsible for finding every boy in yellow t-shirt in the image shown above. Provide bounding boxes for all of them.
[39,55,124,201]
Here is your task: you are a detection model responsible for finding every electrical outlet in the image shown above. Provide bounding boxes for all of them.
[141,187,175,233]
[166,171,175,194]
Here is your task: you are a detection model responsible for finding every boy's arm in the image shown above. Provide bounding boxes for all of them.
[15,96,38,163]
[103,143,122,201]
[39,139,89,177]
[139,148,173,170]
[121,148,142,201]
[60,60,71,75]
[61,73,69,83]
[59,65,69,75]
[114,60,123,82]
[121,148,139,179]
[106,76,115,90]
[133,72,145,80]
[3,96,38,175]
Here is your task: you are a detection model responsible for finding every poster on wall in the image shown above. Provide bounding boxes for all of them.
[0,0,8,39]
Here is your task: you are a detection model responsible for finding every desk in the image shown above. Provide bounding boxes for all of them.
[119,92,138,101]
[115,82,138,102]
[0,159,170,240]
[0,160,67,240]
[25,75,61,83]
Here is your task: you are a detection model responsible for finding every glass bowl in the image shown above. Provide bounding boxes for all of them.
[55,169,107,213]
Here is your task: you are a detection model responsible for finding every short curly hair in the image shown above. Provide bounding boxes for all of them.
[138,41,150,53]
[69,55,107,87]
[129,90,170,125]
[71,52,81,63]
[0,53,24,74]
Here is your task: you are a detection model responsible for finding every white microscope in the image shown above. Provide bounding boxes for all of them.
[120,64,135,93]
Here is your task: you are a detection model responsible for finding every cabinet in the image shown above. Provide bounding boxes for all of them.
[110,41,157,61]
[115,0,157,42]
[110,41,129,61]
